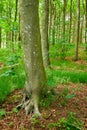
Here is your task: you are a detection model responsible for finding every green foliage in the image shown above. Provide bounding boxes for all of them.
[48,112,83,130]
[0,109,6,119]
[0,48,25,103]
[0,67,25,103]
[49,69,87,84]
[30,114,39,125]
[40,89,55,108]
[40,70,55,108]
[0,76,11,102]
[8,122,13,127]
[58,86,75,106]
[19,126,26,130]
[11,108,18,113]
[6,55,20,65]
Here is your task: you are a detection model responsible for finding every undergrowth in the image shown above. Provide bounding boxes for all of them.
[48,112,83,130]
[0,43,87,105]
[0,47,25,103]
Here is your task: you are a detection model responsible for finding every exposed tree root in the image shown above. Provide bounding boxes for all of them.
[17,92,41,117]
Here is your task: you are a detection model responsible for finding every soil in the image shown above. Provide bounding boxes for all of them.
[0,83,87,130]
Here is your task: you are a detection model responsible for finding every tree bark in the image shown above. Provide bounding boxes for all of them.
[75,0,80,61]
[41,0,50,67]
[52,2,56,45]
[0,27,1,48]
[61,0,67,59]
[63,0,66,39]
[85,0,87,50]
[69,0,72,43]
[19,0,46,115]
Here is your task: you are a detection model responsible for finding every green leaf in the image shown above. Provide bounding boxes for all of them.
[65,94,75,99]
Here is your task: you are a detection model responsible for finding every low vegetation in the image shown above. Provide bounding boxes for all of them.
[0,44,87,129]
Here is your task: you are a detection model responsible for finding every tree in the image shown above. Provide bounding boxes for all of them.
[0,27,1,48]
[69,0,72,43]
[85,0,87,50]
[63,0,66,40]
[40,0,50,67]
[61,0,67,59]
[19,0,46,115]
[0,1,2,48]
[75,0,80,60]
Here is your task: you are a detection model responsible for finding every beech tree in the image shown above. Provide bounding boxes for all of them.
[69,0,72,43]
[19,0,46,115]
[75,0,80,60]
[41,0,50,67]
[85,0,87,50]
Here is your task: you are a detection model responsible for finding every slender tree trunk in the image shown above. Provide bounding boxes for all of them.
[75,0,80,61]
[69,0,72,43]
[11,0,18,51]
[41,0,50,67]
[14,0,18,42]
[15,0,18,21]
[49,0,53,45]
[80,18,84,43]
[18,13,21,48]
[49,0,52,40]
[0,27,1,48]
[61,0,66,59]
[52,2,56,45]
[85,0,87,50]
[6,2,12,46]
[72,20,76,43]
[19,0,46,115]
[63,0,66,40]
[80,1,85,44]
[58,3,61,40]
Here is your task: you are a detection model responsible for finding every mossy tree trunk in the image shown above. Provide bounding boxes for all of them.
[19,0,46,115]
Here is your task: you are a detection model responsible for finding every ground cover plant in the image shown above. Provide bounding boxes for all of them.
[0,43,87,129]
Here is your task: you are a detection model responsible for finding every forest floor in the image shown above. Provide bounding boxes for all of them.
[0,83,87,130]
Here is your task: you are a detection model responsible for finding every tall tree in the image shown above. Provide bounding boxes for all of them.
[69,0,72,43]
[0,27,1,48]
[12,0,18,44]
[61,0,67,59]
[63,0,66,40]
[41,0,50,67]
[85,0,87,50]
[19,0,46,115]
[0,1,2,48]
[75,0,80,60]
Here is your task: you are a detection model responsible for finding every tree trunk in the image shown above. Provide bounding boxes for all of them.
[19,0,46,115]
[85,0,87,50]
[49,0,52,42]
[61,0,67,59]
[80,18,84,43]
[63,0,66,40]
[0,27,1,48]
[75,0,80,61]
[69,0,72,43]
[41,0,50,67]
[6,1,12,47]
[18,13,21,48]
[52,2,56,45]
[14,0,18,43]
[11,0,18,51]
